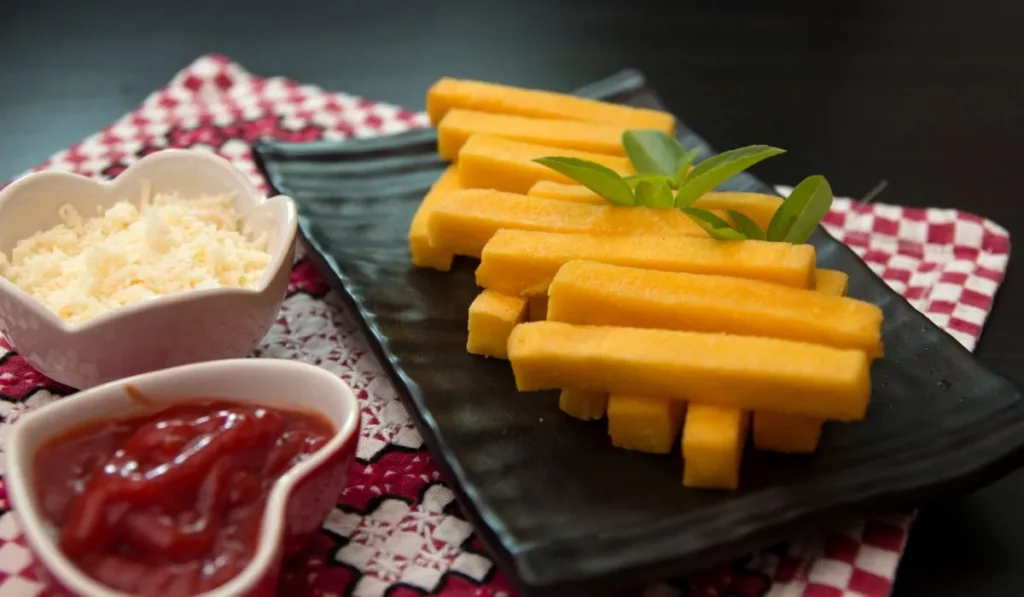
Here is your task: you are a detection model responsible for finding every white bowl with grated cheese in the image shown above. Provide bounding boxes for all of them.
[0,149,298,389]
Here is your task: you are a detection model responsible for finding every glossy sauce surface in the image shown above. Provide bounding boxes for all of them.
[33,401,335,597]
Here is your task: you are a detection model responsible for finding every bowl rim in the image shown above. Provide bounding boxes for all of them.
[0,149,298,334]
[4,358,361,597]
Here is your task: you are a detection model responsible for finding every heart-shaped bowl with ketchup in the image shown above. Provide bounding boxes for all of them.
[4,358,361,597]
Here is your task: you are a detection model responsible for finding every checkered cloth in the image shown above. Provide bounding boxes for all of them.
[0,55,1009,597]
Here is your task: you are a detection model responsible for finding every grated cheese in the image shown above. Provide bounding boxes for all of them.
[0,187,272,324]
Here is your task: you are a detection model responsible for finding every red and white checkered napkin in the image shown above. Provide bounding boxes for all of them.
[0,55,1009,597]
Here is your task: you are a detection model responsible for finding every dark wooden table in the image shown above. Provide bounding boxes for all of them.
[3,0,1024,594]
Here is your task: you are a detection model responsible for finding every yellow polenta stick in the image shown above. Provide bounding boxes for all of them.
[409,166,462,271]
[527,180,606,203]
[607,394,686,454]
[691,192,783,231]
[466,290,527,359]
[476,229,815,296]
[814,268,850,296]
[542,263,871,478]
[426,77,675,134]
[528,181,783,230]
[457,135,633,194]
[559,389,609,421]
[753,268,852,453]
[437,110,628,160]
[507,321,871,421]
[426,190,707,259]
[546,261,883,357]
[682,405,750,490]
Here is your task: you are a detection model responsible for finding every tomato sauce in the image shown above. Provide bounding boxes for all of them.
[32,401,335,596]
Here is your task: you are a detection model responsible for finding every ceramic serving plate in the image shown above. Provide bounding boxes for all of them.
[252,70,1024,596]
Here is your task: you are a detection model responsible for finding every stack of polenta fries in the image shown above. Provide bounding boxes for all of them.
[408,77,883,490]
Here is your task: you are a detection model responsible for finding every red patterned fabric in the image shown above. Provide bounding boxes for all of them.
[0,55,1010,597]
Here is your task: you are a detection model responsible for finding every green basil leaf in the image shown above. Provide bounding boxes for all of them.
[622,130,687,176]
[685,145,783,181]
[625,173,675,189]
[765,175,833,243]
[649,183,676,208]
[674,148,701,185]
[680,207,749,241]
[533,157,636,206]
[674,145,786,208]
[635,181,675,208]
[634,180,656,207]
[727,210,765,240]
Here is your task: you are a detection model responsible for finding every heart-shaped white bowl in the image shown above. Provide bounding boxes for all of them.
[4,358,361,597]
[0,149,297,389]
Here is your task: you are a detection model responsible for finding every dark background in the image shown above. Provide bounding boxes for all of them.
[3,0,1023,594]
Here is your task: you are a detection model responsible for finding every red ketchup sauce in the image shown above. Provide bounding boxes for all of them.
[32,401,335,597]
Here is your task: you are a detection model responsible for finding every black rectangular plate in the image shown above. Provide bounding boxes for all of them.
[252,70,1024,597]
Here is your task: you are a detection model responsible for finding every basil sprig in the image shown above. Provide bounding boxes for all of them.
[673,145,786,208]
[532,157,635,206]
[764,175,833,243]
[532,129,832,243]
[681,208,749,240]
[622,129,690,177]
